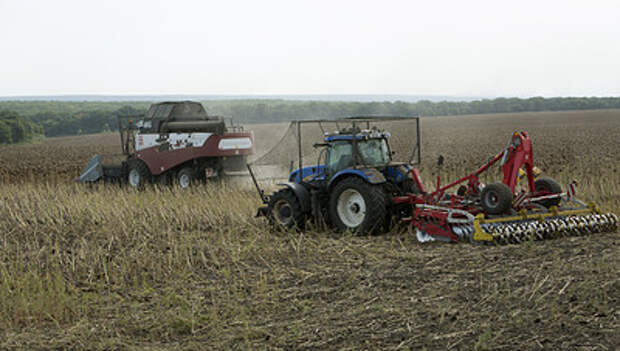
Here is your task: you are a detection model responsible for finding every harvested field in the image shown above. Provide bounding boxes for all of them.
[0,132,120,184]
[0,110,619,349]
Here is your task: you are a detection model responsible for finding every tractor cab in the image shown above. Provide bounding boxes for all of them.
[289,126,396,183]
[323,127,392,177]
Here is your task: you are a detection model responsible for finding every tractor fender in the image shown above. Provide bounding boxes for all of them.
[276,182,311,213]
[328,168,386,189]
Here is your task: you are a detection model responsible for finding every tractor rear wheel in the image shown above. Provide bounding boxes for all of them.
[534,177,562,208]
[268,188,306,230]
[329,177,388,235]
[480,182,513,215]
[176,167,196,189]
[127,159,151,189]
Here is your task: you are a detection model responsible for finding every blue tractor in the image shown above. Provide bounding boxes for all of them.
[252,117,421,234]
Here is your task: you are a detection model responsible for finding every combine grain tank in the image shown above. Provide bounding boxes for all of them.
[76,101,255,188]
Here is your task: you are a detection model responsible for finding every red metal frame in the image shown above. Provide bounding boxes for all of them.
[396,132,557,242]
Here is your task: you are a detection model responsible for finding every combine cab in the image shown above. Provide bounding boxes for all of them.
[76,101,254,188]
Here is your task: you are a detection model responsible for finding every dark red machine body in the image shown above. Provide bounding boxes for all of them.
[135,132,255,175]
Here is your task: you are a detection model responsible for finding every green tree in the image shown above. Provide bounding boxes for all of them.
[0,109,41,144]
[0,120,12,144]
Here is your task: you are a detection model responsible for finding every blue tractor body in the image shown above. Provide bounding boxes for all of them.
[288,158,412,186]
[255,117,421,234]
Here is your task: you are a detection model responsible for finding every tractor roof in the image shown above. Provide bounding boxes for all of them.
[324,129,391,142]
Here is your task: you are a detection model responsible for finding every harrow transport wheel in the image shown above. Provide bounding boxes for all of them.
[127,159,151,189]
[176,167,196,189]
[481,182,513,215]
[329,177,388,235]
[534,177,562,208]
[268,188,306,231]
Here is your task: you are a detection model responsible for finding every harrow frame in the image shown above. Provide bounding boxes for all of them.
[395,131,617,244]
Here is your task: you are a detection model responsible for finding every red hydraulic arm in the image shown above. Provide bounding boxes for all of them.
[398,131,537,207]
[501,132,535,193]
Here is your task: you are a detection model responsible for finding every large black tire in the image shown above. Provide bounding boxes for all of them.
[480,182,513,215]
[176,167,196,189]
[267,188,306,230]
[127,159,151,189]
[534,177,562,208]
[329,177,388,235]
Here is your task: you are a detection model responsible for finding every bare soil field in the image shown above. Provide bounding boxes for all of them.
[0,110,618,350]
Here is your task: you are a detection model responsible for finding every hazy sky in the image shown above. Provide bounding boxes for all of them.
[1,0,619,97]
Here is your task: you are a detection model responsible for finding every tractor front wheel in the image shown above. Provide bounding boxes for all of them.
[267,188,306,230]
[329,177,388,235]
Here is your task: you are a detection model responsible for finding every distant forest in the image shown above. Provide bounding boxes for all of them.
[0,96,619,140]
[0,110,42,144]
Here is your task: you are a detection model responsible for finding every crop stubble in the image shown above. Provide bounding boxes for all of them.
[0,110,618,350]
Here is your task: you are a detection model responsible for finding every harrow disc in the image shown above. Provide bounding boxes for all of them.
[451,213,618,245]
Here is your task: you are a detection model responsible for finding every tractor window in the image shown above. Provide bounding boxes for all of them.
[358,138,390,166]
[327,141,354,175]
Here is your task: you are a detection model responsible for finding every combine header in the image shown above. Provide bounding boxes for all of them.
[395,131,618,244]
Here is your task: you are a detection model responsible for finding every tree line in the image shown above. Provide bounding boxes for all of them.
[0,110,43,144]
[203,96,620,123]
[0,96,619,140]
[26,106,144,137]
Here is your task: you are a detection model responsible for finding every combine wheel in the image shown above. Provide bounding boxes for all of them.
[534,177,562,208]
[176,167,196,189]
[329,177,388,235]
[127,159,151,189]
[480,182,513,215]
[267,188,306,230]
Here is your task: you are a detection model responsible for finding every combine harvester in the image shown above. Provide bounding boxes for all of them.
[252,117,617,244]
[76,101,255,188]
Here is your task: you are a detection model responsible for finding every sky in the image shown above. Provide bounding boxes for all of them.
[1,0,619,97]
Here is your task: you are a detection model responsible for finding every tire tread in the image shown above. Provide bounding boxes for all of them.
[329,177,388,235]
